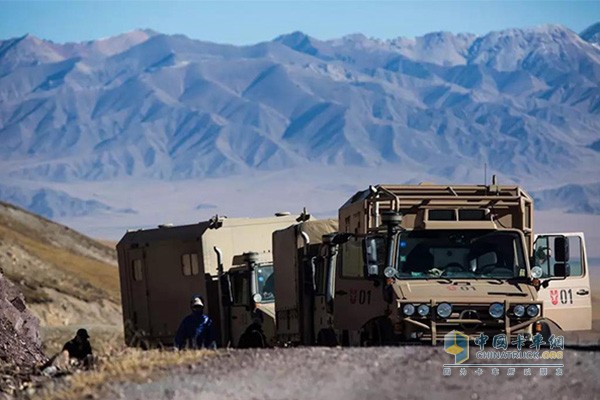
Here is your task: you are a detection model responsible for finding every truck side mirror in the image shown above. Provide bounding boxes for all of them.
[554,237,569,263]
[220,274,233,306]
[553,262,570,278]
[363,236,382,278]
[332,233,353,245]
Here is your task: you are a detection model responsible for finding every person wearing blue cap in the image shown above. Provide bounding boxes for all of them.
[174,295,217,350]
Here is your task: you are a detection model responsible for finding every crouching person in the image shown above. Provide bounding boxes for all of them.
[41,328,94,375]
[174,295,217,350]
[62,328,94,369]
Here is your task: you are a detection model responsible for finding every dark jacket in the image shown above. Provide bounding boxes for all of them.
[62,338,93,366]
[174,312,216,349]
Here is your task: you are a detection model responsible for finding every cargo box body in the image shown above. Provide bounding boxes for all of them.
[117,215,299,347]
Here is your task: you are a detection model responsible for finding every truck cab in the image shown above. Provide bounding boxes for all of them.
[328,183,581,345]
[220,252,276,347]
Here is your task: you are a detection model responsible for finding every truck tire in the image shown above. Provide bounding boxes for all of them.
[361,318,394,346]
[539,322,552,342]
[316,328,338,347]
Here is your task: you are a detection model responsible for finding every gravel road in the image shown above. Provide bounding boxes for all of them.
[108,346,600,400]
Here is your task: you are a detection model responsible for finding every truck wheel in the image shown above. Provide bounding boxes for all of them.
[361,318,394,346]
[539,322,552,342]
[377,318,395,345]
[360,321,378,346]
[360,329,372,347]
[317,328,338,347]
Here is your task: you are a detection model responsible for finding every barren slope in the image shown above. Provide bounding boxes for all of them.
[0,201,122,354]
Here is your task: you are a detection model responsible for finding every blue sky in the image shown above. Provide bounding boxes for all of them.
[1,1,599,44]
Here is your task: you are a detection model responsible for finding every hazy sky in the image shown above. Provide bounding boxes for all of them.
[1,1,599,44]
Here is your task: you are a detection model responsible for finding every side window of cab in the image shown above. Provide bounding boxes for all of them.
[339,240,363,278]
[534,235,583,278]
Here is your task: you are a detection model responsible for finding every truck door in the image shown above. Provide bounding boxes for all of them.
[312,255,329,337]
[126,248,151,338]
[229,270,251,346]
[333,240,387,339]
[535,233,592,331]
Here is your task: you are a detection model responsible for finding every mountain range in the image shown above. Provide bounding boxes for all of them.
[0,23,599,238]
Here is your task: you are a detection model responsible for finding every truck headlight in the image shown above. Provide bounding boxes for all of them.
[384,267,397,278]
[436,303,452,318]
[513,304,525,317]
[531,266,543,279]
[417,304,430,317]
[489,303,504,318]
[526,305,540,317]
[402,304,415,316]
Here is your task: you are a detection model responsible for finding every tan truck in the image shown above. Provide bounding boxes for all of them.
[320,182,591,345]
[117,214,301,348]
[272,219,338,345]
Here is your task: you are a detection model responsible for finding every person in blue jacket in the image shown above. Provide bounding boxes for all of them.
[174,295,217,350]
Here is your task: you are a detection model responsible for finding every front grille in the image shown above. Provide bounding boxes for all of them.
[398,300,542,340]
[438,303,502,334]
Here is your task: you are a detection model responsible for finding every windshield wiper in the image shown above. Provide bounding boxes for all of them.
[395,270,453,283]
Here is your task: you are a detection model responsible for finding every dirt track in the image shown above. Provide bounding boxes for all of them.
[108,346,600,400]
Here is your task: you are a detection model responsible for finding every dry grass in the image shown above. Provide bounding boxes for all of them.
[36,317,211,400]
[0,201,116,263]
[39,348,214,400]
[1,268,53,304]
[0,224,120,303]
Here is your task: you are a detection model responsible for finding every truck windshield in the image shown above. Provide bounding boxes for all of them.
[396,230,527,279]
[255,265,274,302]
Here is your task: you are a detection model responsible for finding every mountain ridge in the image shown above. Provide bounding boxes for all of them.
[581,22,600,45]
[0,23,599,225]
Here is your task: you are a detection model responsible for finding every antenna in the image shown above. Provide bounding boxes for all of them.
[484,162,487,186]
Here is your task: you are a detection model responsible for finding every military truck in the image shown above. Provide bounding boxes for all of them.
[321,182,589,345]
[117,214,302,348]
[272,219,338,345]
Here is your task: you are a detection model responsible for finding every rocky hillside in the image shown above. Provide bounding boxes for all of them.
[0,271,45,368]
[0,270,48,398]
[0,201,121,354]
